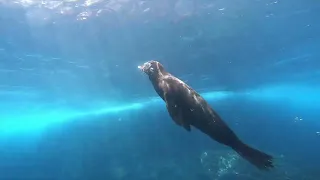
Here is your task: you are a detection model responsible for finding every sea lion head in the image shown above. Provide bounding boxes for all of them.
[138,60,165,77]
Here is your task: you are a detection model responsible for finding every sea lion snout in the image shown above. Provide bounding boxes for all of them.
[138,60,160,75]
[138,62,152,72]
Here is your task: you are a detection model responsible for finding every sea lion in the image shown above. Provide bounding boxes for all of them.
[138,60,274,170]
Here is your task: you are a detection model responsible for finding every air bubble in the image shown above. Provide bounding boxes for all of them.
[294,116,303,122]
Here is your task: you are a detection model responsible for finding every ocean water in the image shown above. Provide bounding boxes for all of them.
[0,0,319,179]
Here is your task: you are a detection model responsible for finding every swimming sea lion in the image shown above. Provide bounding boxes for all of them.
[138,60,274,170]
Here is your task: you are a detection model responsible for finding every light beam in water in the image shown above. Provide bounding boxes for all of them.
[1,84,319,136]
[0,91,234,135]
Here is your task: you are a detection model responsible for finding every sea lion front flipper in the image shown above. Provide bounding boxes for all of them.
[164,92,191,131]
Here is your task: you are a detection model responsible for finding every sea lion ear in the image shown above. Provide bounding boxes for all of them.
[149,67,154,73]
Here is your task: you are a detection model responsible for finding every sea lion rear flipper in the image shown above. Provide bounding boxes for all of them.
[164,92,191,131]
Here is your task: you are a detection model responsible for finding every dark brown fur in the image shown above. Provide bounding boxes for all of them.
[139,60,274,170]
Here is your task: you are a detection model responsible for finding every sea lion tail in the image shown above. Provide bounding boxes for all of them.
[232,141,274,170]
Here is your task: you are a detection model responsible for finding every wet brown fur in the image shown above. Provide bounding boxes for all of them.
[140,60,274,170]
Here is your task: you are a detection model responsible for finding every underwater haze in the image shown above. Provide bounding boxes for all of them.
[0,0,320,179]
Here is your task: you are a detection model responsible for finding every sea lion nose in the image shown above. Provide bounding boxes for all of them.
[138,62,151,72]
[138,63,146,71]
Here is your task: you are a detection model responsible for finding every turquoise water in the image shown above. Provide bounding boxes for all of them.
[0,0,319,179]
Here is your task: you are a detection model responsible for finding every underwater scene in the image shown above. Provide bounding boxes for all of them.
[0,0,319,179]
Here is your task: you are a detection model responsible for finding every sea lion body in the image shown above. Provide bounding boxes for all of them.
[139,60,274,170]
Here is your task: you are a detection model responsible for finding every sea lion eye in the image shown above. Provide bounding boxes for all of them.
[150,67,154,72]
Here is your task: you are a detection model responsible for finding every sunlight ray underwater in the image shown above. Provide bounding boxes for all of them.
[0,83,319,135]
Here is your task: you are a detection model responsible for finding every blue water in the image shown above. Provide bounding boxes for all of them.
[0,0,319,179]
